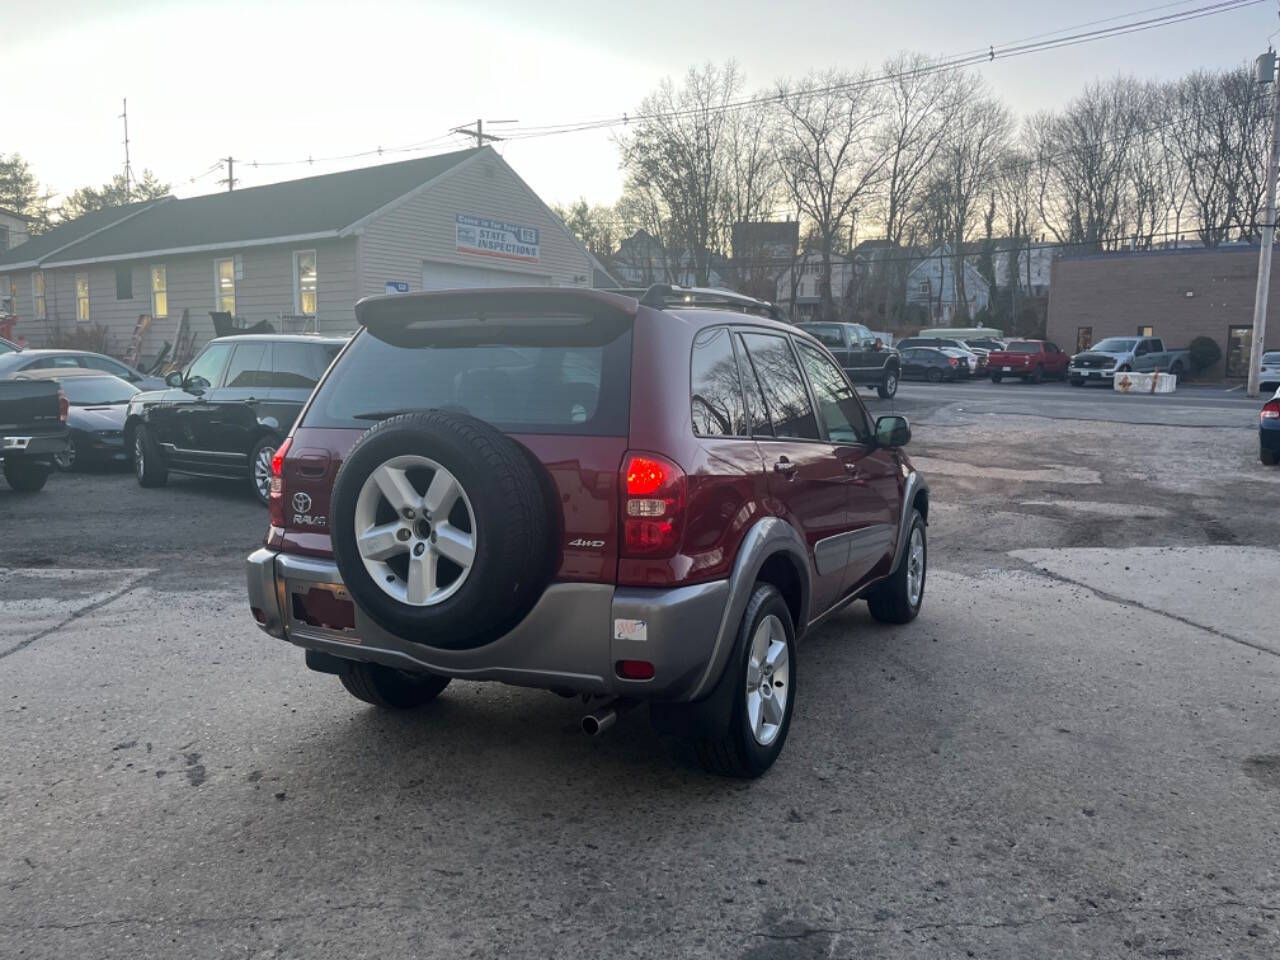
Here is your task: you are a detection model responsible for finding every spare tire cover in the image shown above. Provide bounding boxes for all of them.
[330,411,554,649]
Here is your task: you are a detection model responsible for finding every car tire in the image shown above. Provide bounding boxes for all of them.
[926,368,943,383]
[1069,378,1084,387]
[1263,448,1278,466]
[1030,365,1044,384]
[991,374,1002,383]
[55,434,79,471]
[133,424,168,488]
[877,368,899,399]
[249,435,278,506]
[330,411,555,650]
[340,662,451,709]
[3,458,51,493]
[694,583,796,779]
[867,509,927,625]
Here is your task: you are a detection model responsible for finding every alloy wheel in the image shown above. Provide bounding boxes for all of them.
[353,454,478,607]
[906,525,925,608]
[134,435,145,479]
[745,614,790,747]
[253,445,275,501]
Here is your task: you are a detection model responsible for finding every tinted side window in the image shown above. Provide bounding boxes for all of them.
[30,355,83,370]
[225,342,269,389]
[796,342,869,444]
[81,355,133,378]
[740,333,819,441]
[690,327,746,437]
[734,333,772,437]
[270,342,321,389]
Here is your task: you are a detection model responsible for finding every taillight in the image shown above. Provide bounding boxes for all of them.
[1263,401,1280,421]
[57,388,68,422]
[948,358,958,366]
[620,452,685,558]
[267,436,293,527]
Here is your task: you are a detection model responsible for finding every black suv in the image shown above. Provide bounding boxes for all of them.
[126,334,346,503]
[796,322,901,398]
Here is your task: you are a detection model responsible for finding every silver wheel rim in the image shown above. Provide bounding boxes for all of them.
[253,444,275,500]
[59,439,76,469]
[134,435,144,478]
[354,454,477,607]
[745,614,790,747]
[885,374,897,394]
[906,526,925,608]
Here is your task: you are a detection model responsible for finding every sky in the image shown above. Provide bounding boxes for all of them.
[3,0,1274,211]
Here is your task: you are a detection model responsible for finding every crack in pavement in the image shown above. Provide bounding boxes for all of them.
[0,901,393,932]
[1016,561,1279,659]
[0,573,154,661]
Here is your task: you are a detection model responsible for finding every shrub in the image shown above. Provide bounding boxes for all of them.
[1188,335,1221,373]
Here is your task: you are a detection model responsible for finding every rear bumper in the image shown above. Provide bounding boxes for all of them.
[245,548,729,702]
[1,432,70,458]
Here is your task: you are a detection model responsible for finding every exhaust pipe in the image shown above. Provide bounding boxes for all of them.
[581,698,635,737]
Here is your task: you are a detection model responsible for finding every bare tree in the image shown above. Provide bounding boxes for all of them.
[1168,70,1240,247]
[776,70,888,321]
[721,100,783,293]
[618,61,745,285]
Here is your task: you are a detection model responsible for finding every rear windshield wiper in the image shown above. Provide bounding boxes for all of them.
[350,405,470,421]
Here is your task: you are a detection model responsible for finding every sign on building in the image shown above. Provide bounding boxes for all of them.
[455,214,540,264]
[384,281,409,295]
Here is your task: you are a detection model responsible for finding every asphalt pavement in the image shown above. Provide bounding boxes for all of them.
[2,383,1278,959]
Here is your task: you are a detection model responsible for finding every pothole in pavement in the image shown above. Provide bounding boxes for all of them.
[908,455,1102,485]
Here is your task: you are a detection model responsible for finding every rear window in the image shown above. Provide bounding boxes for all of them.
[803,325,845,349]
[304,312,631,435]
[1006,342,1041,353]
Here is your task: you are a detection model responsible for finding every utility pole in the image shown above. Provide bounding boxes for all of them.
[119,98,133,201]
[450,118,516,149]
[1249,50,1279,398]
[219,156,237,192]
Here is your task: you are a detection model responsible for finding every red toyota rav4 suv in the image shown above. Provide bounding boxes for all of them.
[246,287,929,777]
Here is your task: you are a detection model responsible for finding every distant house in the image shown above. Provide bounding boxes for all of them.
[0,147,598,357]
[977,239,1054,297]
[775,252,857,322]
[611,230,727,288]
[0,207,31,254]
[906,244,991,323]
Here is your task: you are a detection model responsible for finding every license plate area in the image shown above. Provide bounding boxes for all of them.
[287,582,361,643]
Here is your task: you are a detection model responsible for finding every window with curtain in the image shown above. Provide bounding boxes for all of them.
[294,250,317,315]
[215,258,236,314]
[32,271,46,320]
[75,272,90,322]
[151,265,168,318]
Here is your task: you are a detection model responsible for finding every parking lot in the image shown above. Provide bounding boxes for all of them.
[3,381,1278,959]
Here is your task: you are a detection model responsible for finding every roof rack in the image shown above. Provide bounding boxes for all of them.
[622,284,785,322]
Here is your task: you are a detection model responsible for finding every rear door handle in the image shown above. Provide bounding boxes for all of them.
[773,457,798,477]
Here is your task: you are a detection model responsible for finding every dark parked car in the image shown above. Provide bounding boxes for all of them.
[14,369,139,469]
[126,334,346,503]
[899,346,962,382]
[0,349,165,390]
[796,322,901,398]
[1261,387,1280,466]
[246,287,930,778]
[0,378,68,492]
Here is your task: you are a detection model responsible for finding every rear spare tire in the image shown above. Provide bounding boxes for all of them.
[329,411,554,650]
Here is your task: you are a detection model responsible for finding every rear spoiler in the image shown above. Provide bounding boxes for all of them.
[354,287,640,329]
[613,284,785,321]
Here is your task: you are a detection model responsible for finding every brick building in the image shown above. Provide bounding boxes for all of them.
[1047,244,1279,380]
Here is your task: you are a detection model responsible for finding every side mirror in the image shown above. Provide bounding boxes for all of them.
[875,415,911,448]
[165,371,184,389]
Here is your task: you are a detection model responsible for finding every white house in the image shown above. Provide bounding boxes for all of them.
[775,252,857,322]
[906,244,991,323]
[0,147,597,358]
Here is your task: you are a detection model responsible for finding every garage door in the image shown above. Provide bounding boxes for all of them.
[421,260,551,291]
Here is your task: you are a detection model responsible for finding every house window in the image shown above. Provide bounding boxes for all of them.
[151,265,168,318]
[215,258,236,315]
[115,266,133,300]
[917,281,930,294]
[0,225,9,251]
[32,272,46,320]
[1136,325,1153,337]
[75,272,91,322]
[293,250,317,315]
[0,275,12,311]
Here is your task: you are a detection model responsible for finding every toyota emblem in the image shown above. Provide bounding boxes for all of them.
[292,492,313,513]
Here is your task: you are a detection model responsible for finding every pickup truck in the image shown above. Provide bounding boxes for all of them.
[0,379,69,492]
[797,321,902,398]
[988,340,1070,383]
[1069,336,1191,386]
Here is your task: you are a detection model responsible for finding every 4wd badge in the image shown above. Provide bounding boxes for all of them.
[567,538,606,549]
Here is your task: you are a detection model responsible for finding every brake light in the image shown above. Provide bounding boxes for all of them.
[267,436,293,527]
[620,452,685,558]
[1263,401,1280,421]
[947,357,958,366]
[57,388,68,422]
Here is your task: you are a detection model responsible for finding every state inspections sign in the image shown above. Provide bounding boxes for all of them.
[455,214,540,264]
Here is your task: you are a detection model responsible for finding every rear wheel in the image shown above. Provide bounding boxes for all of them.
[1263,448,1278,467]
[3,458,51,493]
[877,368,899,399]
[133,425,168,487]
[867,510,927,625]
[991,373,1003,383]
[340,662,451,709]
[249,436,277,505]
[55,435,79,471]
[926,368,943,383]
[1029,365,1044,384]
[695,583,796,779]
